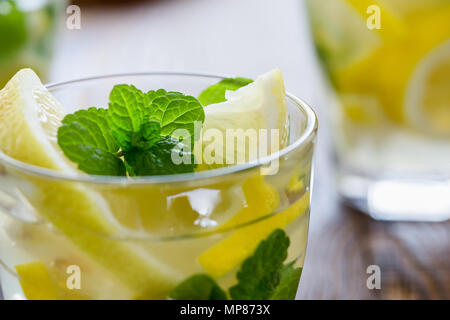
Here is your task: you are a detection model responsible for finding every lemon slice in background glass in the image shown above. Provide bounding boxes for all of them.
[384,0,450,19]
[346,0,408,38]
[306,0,382,73]
[335,4,450,126]
[405,39,450,135]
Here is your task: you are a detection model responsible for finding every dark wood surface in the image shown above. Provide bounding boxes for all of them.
[3,0,449,300]
[299,165,450,299]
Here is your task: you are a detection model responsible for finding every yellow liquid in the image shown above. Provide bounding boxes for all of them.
[0,161,312,299]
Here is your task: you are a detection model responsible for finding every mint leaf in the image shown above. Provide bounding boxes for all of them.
[169,229,302,300]
[148,90,204,139]
[130,121,161,150]
[107,84,150,152]
[124,136,196,176]
[229,229,290,300]
[198,77,253,106]
[147,88,169,102]
[57,85,203,177]
[76,148,125,176]
[169,274,227,300]
[57,108,126,176]
[270,263,302,300]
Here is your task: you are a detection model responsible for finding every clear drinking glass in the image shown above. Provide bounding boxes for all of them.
[306,0,450,221]
[0,72,317,300]
[0,0,65,88]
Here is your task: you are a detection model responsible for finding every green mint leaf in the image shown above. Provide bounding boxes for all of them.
[124,136,196,176]
[229,229,290,300]
[58,85,204,177]
[198,77,253,106]
[170,229,301,301]
[57,108,126,176]
[147,88,170,102]
[269,263,302,300]
[148,90,204,139]
[76,148,125,176]
[107,84,150,152]
[169,274,227,300]
[130,121,161,150]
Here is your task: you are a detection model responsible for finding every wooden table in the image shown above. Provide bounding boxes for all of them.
[13,0,450,299]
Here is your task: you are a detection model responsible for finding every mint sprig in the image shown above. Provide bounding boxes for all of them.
[130,121,161,151]
[57,85,204,176]
[169,229,302,300]
[198,77,253,106]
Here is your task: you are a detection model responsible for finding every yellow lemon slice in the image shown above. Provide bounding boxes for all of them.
[404,39,450,135]
[15,262,59,300]
[196,69,288,168]
[198,176,309,278]
[0,69,182,298]
[15,262,90,300]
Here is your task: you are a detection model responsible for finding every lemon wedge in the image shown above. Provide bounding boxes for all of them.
[0,69,181,298]
[15,262,59,300]
[15,262,90,300]
[405,39,450,135]
[196,69,288,167]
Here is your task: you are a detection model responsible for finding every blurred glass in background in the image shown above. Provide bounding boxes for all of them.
[306,0,450,221]
[0,0,65,87]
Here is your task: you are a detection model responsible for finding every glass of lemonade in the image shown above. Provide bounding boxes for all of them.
[306,0,450,221]
[0,72,317,300]
[0,0,64,87]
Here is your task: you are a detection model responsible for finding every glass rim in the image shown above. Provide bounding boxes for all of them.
[0,71,318,185]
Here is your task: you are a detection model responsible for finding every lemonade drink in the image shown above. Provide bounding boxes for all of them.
[306,0,450,220]
[0,70,317,299]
